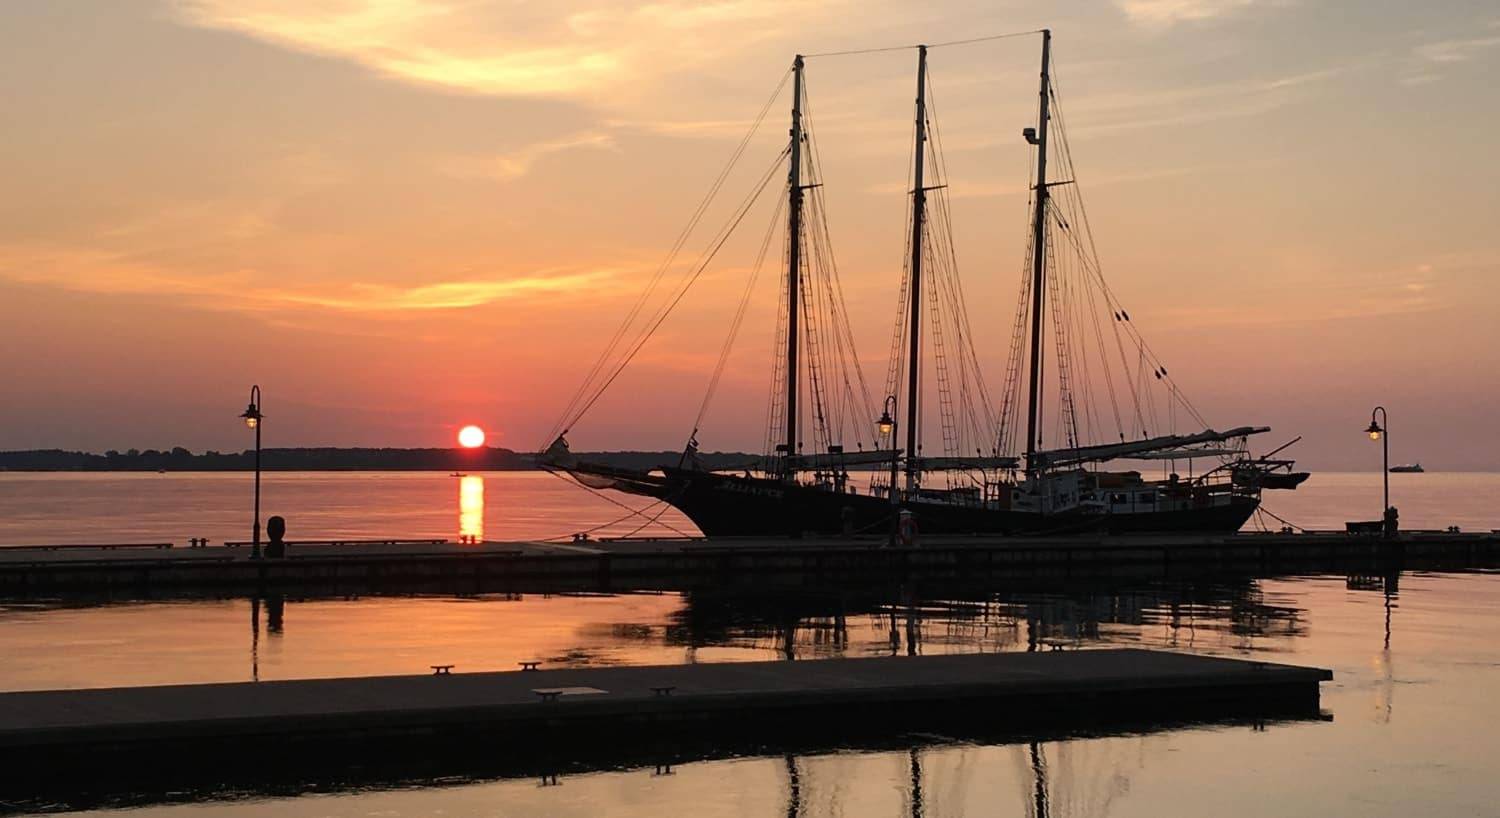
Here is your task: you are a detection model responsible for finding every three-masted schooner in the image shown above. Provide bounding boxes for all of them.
[545,30,1306,537]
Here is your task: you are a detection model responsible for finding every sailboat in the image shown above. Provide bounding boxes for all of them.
[545,31,1305,537]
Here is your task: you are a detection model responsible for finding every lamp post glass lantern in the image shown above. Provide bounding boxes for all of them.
[1366,406,1388,520]
[876,396,899,501]
[877,395,900,545]
[240,386,263,559]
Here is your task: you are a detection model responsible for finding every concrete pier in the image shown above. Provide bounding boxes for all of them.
[0,530,1494,595]
[0,650,1328,790]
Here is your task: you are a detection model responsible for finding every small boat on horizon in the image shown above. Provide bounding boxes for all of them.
[1390,463,1425,473]
[449,472,468,477]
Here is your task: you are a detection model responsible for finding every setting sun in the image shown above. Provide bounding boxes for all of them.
[457,425,485,448]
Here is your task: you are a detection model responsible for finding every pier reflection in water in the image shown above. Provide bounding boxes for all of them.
[3,568,1497,817]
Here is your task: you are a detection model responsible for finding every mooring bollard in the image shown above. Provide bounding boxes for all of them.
[266,516,287,559]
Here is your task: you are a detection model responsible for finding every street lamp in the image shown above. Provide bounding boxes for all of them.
[1365,406,1388,523]
[240,385,263,560]
[877,395,900,546]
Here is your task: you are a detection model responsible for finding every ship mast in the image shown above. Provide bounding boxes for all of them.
[903,45,929,493]
[784,55,805,480]
[1023,29,1052,478]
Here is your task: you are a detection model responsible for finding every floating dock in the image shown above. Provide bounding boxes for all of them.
[0,530,1494,594]
[0,649,1328,794]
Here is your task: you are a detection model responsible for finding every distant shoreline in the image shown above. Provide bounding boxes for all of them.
[0,448,756,473]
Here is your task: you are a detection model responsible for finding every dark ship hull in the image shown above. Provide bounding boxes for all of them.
[612,468,1258,538]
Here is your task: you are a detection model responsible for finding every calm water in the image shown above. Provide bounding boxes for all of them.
[0,470,1495,546]
[0,471,1498,816]
[3,573,1499,816]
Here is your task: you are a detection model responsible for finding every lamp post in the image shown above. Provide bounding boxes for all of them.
[1365,406,1388,520]
[877,395,899,546]
[240,385,263,560]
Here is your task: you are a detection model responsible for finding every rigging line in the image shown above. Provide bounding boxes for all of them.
[540,493,672,542]
[692,189,786,434]
[1078,244,1126,440]
[762,230,792,466]
[616,485,694,539]
[1256,503,1306,533]
[1069,240,1107,445]
[928,29,1047,49]
[798,227,832,454]
[564,147,790,433]
[1048,72,1210,431]
[803,87,878,443]
[1043,63,1154,442]
[881,107,919,436]
[538,468,692,539]
[801,29,1043,58]
[925,151,999,449]
[547,67,792,445]
[801,43,918,58]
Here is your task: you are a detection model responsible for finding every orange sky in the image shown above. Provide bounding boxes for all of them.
[1,1,1497,469]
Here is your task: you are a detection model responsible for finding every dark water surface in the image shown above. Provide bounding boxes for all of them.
[0,472,1497,816]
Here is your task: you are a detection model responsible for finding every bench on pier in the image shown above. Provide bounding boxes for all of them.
[430,665,454,675]
[518,661,541,672]
[2,542,173,551]
[532,686,608,702]
[1344,520,1385,537]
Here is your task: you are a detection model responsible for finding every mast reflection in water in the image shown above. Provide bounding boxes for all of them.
[459,474,485,543]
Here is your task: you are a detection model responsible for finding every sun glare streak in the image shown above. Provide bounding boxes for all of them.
[458,474,484,543]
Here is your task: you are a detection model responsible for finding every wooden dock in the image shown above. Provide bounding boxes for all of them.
[0,649,1328,797]
[0,530,1494,595]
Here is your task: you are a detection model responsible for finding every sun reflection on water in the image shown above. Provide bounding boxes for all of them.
[459,474,484,543]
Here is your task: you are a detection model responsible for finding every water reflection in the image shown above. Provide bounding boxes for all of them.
[7,566,1500,817]
[665,579,1311,664]
[2,710,1253,818]
[762,734,1159,818]
[12,569,1462,815]
[249,593,287,682]
[459,474,484,543]
[1346,569,1400,723]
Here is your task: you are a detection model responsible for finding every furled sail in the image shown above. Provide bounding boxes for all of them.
[1124,447,1247,460]
[1032,427,1269,469]
[910,456,1020,470]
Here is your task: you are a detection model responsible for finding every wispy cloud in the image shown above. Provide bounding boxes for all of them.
[1113,0,1285,27]
[1399,21,1500,84]
[439,131,619,181]
[0,245,616,313]
[1413,33,1500,64]
[169,0,797,98]
[1060,64,1357,136]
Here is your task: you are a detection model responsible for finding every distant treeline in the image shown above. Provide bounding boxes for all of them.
[0,448,758,472]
